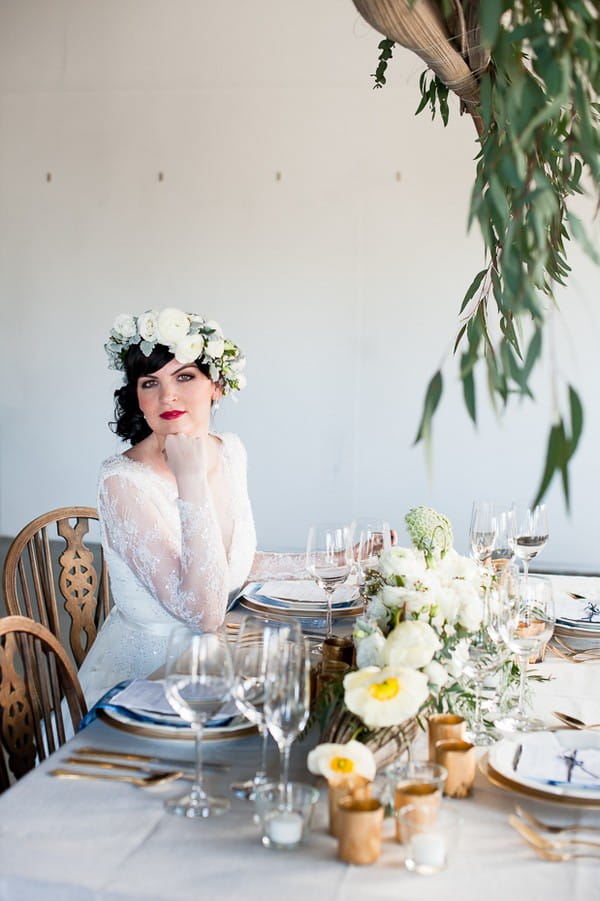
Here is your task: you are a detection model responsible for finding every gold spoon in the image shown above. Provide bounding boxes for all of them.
[63,756,193,779]
[50,767,183,787]
[509,815,600,851]
[553,711,600,730]
[515,805,600,835]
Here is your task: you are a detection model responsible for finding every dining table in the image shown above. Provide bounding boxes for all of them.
[0,574,599,900]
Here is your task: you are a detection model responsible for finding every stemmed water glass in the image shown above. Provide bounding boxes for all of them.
[230,615,302,799]
[163,624,234,818]
[510,504,549,586]
[352,518,392,589]
[305,523,353,637]
[490,508,516,572]
[496,575,555,732]
[263,631,311,792]
[469,501,497,566]
[461,587,507,745]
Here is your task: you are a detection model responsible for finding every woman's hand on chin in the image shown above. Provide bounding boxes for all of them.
[164,433,209,486]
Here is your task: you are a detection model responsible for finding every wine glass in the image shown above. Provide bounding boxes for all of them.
[469,501,497,566]
[163,625,234,817]
[461,587,506,745]
[496,575,555,732]
[263,632,310,793]
[510,504,549,585]
[352,518,392,587]
[230,615,302,800]
[490,508,516,572]
[306,523,353,637]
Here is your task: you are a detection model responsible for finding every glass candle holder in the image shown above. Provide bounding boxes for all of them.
[254,782,319,850]
[397,804,461,875]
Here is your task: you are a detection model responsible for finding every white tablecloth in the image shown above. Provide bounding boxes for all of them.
[1,580,600,899]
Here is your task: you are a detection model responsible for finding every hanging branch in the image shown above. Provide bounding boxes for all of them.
[352,0,600,508]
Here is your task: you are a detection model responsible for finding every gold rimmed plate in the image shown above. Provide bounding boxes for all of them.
[479,754,600,809]
[97,708,257,742]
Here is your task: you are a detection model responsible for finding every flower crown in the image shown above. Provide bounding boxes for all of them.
[105,307,246,394]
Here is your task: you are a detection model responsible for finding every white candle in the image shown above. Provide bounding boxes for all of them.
[267,811,304,846]
[411,832,446,869]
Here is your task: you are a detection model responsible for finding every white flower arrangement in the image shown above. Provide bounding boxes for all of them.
[105,307,246,394]
[348,507,488,730]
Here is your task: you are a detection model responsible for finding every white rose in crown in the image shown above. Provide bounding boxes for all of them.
[113,313,137,339]
[157,308,190,346]
[137,310,159,342]
[175,333,206,364]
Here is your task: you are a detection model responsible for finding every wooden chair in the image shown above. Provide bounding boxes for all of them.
[2,507,111,670]
[0,615,87,792]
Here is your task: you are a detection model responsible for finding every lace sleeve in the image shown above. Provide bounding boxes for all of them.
[99,467,228,630]
[248,551,308,582]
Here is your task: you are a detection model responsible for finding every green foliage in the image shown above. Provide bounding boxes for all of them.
[390,2,600,505]
[372,39,396,88]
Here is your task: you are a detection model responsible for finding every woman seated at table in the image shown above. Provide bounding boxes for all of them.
[78,307,298,707]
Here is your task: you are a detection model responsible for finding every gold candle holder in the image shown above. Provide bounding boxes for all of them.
[328,775,371,837]
[427,713,466,761]
[336,798,384,865]
[434,739,476,798]
[322,636,355,666]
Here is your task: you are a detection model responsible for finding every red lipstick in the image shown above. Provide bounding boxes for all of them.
[160,410,185,420]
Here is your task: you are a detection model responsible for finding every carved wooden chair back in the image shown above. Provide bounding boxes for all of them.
[2,507,111,670]
[0,615,87,792]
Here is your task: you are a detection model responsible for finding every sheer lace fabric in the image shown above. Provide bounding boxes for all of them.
[78,432,256,706]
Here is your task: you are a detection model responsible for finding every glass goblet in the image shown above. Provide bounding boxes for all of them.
[496,575,555,732]
[510,503,549,586]
[469,501,497,566]
[306,523,353,637]
[230,615,302,800]
[263,632,311,794]
[461,624,504,746]
[163,625,233,817]
[352,517,392,590]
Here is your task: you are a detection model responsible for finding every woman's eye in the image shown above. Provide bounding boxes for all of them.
[177,373,194,382]
[140,379,158,389]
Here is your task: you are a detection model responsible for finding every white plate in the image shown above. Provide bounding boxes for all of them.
[555,622,600,640]
[98,707,256,742]
[239,580,362,619]
[489,730,600,801]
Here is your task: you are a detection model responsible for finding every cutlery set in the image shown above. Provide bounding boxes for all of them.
[50,746,230,787]
[509,812,600,861]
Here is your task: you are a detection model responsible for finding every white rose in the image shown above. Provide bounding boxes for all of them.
[206,335,225,358]
[174,333,205,364]
[380,585,406,608]
[383,620,441,669]
[113,314,137,339]
[457,591,484,632]
[377,547,424,583]
[157,308,190,346]
[137,310,159,342]
[424,660,449,689]
[355,631,387,669]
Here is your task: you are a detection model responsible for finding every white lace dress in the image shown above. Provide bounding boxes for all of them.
[78,432,256,707]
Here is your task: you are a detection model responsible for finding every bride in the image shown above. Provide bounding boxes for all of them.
[79,308,261,706]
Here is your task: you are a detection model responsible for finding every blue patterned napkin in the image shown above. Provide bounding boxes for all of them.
[514,733,600,789]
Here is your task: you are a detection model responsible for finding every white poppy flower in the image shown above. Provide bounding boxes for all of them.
[307,740,376,783]
[343,665,429,729]
[113,314,137,338]
[383,620,441,669]
[156,307,190,345]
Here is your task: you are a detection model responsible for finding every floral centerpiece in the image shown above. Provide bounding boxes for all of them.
[313,506,488,767]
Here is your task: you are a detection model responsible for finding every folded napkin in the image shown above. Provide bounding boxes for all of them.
[78,679,237,732]
[514,733,600,789]
[555,594,600,625]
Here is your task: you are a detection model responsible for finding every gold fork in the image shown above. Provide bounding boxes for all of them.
[515,806,600,835]
[509,815,600,852]
[50,768,182,787]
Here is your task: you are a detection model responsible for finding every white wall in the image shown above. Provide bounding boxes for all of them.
[1,0,599,569]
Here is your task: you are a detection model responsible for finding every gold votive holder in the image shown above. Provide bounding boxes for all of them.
[316,660,350,697]
[322,636,355,666]
[434,739,476,798]
[328,775,371,837]
[336,798,384,865]
[427,713,466,761]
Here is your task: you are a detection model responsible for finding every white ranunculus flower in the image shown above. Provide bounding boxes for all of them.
[343,665,429,729]
[156,308,190,346]
[377,547,425,583]
[383,620,441,669]
[355,631,387,669]
[424,659,449,689]
[307,740,376,783]
[206,335,225,358]
[433,586,461,626]
[174,333,205,364]
[380,585,406,608]
[137,310,159,341]
[457,590,484,632]
[113,314,137,339]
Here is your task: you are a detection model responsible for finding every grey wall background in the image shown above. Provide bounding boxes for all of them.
[1,1,599,569]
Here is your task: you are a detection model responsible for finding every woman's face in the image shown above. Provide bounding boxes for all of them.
[136,357,219,439]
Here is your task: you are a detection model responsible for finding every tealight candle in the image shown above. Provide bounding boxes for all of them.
[410,832,446,870]
[266,811,303,846]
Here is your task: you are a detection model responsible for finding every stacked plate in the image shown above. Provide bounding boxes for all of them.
[238,580,363,621]
[555,592,600,640]
[482,730,600,808]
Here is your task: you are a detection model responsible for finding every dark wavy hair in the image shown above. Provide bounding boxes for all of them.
[111,344,212,445]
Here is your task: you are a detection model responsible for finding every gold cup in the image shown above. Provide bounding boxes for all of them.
[322,636,355,666]
[328,775,371,837]
[434,739,476,798]
[336,798,384,865]
[427,713,466,761]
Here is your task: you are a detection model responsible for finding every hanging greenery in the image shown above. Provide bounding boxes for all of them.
[353,0,599,508]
